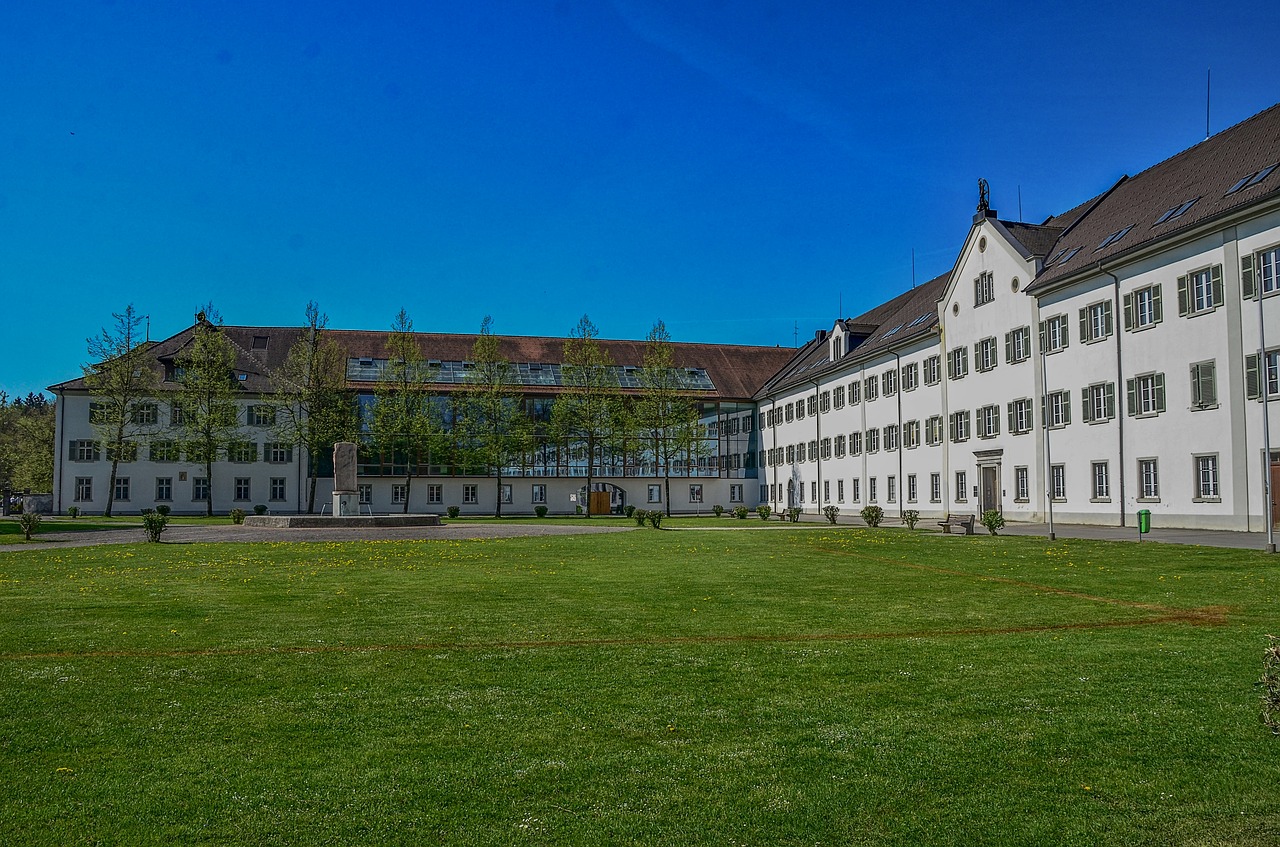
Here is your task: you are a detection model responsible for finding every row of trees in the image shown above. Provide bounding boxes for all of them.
[82,305,708,517]
[0,392,55,494]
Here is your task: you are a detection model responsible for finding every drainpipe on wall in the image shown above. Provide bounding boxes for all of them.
[892,351,904,523]
[1100,265,1126,527]
[1258,279,1277,552]
[812,380,822,518]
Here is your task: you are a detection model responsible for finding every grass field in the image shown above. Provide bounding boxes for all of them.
[1,527,1278,845]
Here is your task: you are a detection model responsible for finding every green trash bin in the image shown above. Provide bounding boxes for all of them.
[1138,509,1151,534]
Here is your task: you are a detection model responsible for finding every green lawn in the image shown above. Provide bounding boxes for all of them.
[1,528,1277,845]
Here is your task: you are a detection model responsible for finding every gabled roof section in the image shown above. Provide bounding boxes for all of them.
[755,272,949,398]
[992,220,1065,260]
[1028,102,1280,291]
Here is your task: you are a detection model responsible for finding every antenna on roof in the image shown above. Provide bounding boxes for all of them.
[1205,68,1211,140]
[838,292,843,320]
[911,248,916,289]
[1018,186,1023,222]
[793,321,798,348]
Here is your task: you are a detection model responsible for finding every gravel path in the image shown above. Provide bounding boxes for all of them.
[0,522,635,551]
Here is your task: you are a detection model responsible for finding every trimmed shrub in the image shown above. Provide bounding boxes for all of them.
[860,505,884,527]
[733,506,749,520]
[66,506,80,519]
[756,505,771,521]
[142,512,168,543]
[647,510,663,529]
[633,509,649,526]
[981,509,1005,535]
[902,509,920,530]
[19,512,41,540]
[624,504,636,518]
[534,505,549,518]
[786,507,801,523]
[155,505,171,517]
[446,506,461,519]
[712,504,724,517]
[229,508,247,525]
[822,505,840,524]
[253,504,268,516]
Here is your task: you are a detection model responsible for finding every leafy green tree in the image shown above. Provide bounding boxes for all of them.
[370,309,438,513]
[271,302,360,513]
[550,315,622,518]
[457,316,533,517]
[0,392,55,494]
[82,305,159,517]
[633,320,706,516]
[173,310,241,517]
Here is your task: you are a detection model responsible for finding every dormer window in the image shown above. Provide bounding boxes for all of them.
[252,335,269,350]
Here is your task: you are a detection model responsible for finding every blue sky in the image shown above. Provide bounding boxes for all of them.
[2,0,1277,399]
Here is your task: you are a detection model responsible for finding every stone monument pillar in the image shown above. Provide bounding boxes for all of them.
[332,441,359,517]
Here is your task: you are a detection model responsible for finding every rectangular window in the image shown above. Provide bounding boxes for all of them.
[229,441,257,463]
[193,477,210,501]
[849,431,862,456]
[155,477,173,501]
[1007,399,1033,435]
[499,484,512,504]
[977,405,1000,439]
[820,437,832,460]
[150,440,179,462]
[786,445,796,464]
[248,405,276,427]
[1081,383,1116,424]
[955,471,967,502]
[463,484,478,504]
[131,403,158,425]
[923,355,942,386]
[823,480,830,503]
[1091,461,1110,500]
[358,484,372,504]
[1005,326,1032,363]
[1139,458,1160,499]
[689,484,703,503]
[1246,350,1280,399]
[393,484,407,504]
[1194,454,1220,500]
[864,377,878,402]
[930,472,941,503]
[70,440,101,462]
[974,270,995,306]
[848,381,861,404]
[869,477,878,502]
[648,484,661,503]
[837,479,844,503]
[974,337,998,372]
[105,442,138,463]
[532,484,547,504]
[427,484,443,504]
[1178,265,1224,316]
[265,443,293,463]
[903,420,920,449]
[865,428,880,453]
[901,362,919,391]
[1190,360,1217,409]
[1051,465,1066,501]
[1039,314,1069,354]
[89,402,106,424]
[114,477,130,502]
[907,474,917,503]
[1126,373,1167,417]
[883,425,899,452]
[948,346,969,380]
[1079,300,1114,343]
[851,478,861,503]
[834,434,846,458]
[170,402,187,426]
[949,410,971,443]
[270,478,286,501]
[807,396,817,416]
[1014,467,1029,502]
[74,477,93,502]
[819,391,830,413]
[1123,284,1163,330]
[785,403,794,423]
[730,484,743,503]
[1244,246,1280,299]
[234,477,251,501]
[833,385,845,408]
[807,440,818,461]
[1043,390,1071,429]
[925,415,944,446]
[882,369,898,397]
[887,475,897,503]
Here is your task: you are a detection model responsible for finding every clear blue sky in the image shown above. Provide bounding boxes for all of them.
[2,0,1277,399]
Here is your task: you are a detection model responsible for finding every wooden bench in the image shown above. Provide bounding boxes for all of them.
[938,513,976,535]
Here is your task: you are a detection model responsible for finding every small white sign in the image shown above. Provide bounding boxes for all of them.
[569,494,577,503]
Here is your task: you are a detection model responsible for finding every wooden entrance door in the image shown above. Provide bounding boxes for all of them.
[589,490,612,516]
[981,465,1000,514]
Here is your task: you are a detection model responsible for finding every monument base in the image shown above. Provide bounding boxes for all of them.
[332,491,359,517]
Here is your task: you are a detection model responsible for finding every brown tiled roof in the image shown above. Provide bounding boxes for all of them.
[755,272,949,397]
[1028,102,1280,291]
[995,220,1064,259]
[53,324,795,401]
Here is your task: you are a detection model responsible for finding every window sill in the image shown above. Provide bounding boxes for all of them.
[1192,496,1222,503]
[1137,497,1161,503]
[1082,336,1112,345]
[1090,497,1112,504]
[1127,322,1158,333]
[1086,418,1114,426]
[1013,498,1029,503]
[1190,404,1219,412]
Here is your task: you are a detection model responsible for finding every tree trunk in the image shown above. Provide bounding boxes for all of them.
[494,469,503,518]
[105,459,119,518]
[205,457,214,517]
[403,471,411,514]
[307,471,317,514]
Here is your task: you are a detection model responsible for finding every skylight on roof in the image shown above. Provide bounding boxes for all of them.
[1048,246,1081,266]
[1154,197,1199,225]
[1226,164,1277,195]
[882,324,903,338]
[1096,225,1133,250]
[907,314,930,328]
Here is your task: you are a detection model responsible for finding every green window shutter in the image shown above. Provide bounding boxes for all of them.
[1061,317,1070,348]
[1105,383,1115,419]
[1079,307,1090,342]
[1123,292,1134,330]
[1004,331,1013,362]
[1246,354,1260,400]
[1040,396,1047,426]
[1177,275,1189,316]
[1152,284,1164,323]
[948,414,957,442]
[1203,362,1216,406]
[1103,301,1114,336]
[1127,378,1138,415]
[1063,393,1071,425]
[1190,363,1202,406]
[1242,253,1256,300]
[1081,387,1093,423]
[1211,264,1224,307]
[1007,402,1016,432]
[1154,372,1166,413]
[1038,320,1047,351]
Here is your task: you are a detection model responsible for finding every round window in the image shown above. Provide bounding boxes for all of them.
[952,303,960,316]
[978,236,987,252]
[1011,277,1020,293]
